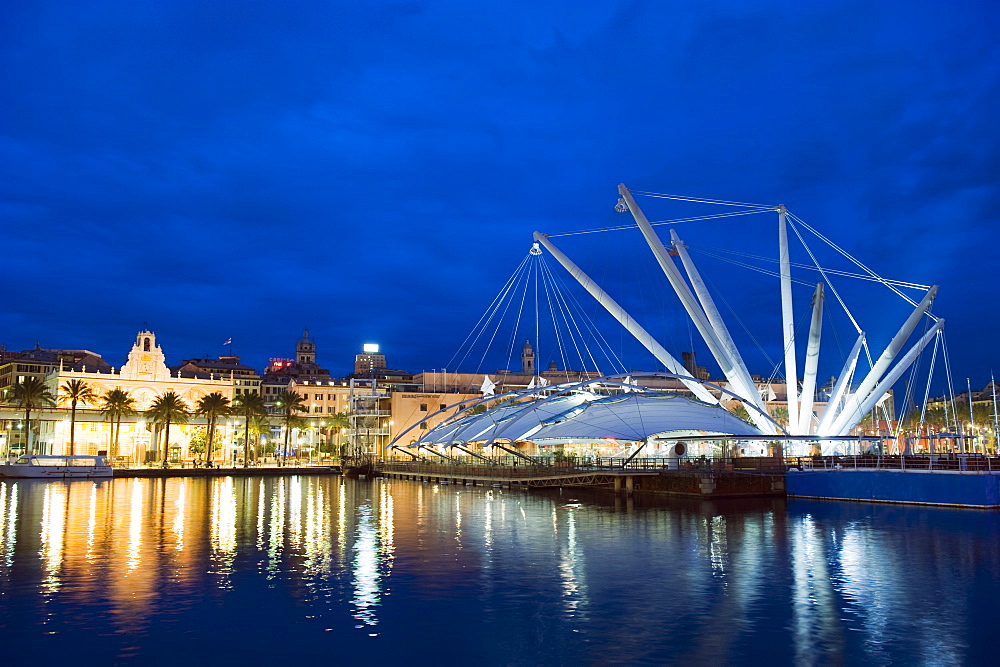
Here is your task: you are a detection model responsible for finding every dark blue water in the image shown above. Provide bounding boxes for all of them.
[0,476,997,665]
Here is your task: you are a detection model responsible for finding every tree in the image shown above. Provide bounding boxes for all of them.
[196,392,231,466]
[100,388,137,460]
[246,413,270,462]
[274,390,307,465]
[60,379,97,456]
[328,411,351,457]
[233,392,267,468]
[769,406,790,429]
[5,377,56,454]
[147,391,189,466]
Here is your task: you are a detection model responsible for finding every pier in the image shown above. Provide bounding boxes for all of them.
[378,457,786,498]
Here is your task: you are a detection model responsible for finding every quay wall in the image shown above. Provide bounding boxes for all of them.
[114,466,340,478]
[635,472,784,498]
[786,469,1000,508]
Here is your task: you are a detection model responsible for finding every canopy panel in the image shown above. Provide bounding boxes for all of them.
[409,387,764,448]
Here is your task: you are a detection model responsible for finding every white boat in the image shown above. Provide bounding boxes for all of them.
[0,454,114,479]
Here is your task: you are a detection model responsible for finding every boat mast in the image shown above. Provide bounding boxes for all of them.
[992,372,999,455]
[531,232,719,405]
[967,377,976,453]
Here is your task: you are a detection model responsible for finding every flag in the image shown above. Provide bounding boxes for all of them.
[481,375,496,396]
[222,337,232,346]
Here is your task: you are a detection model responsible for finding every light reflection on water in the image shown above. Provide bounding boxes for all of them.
[0,477,998,664]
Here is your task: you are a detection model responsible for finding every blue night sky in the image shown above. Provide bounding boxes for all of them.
[2,1,998,391]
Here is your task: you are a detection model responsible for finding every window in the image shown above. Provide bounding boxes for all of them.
[440,404,447,411]
[327,407,335,413]
[419,404,427,411]
[419,421,428,430]
[314,406,322,413]
[315,393,322,400]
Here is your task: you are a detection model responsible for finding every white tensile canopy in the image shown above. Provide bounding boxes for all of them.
[409,390,765,449]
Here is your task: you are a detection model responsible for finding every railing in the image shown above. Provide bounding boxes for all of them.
[380,455,786,476]
[788,454,1000,473]
[379,460,595,479]
[590,456,785,473]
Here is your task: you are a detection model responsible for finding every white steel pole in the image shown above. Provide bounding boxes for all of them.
[831,286,939,435]
[668,230,763,397]
[815,333,865,436]
[532,232,719,405]
[668,229,773,432]
[778,205,800,434]
[831,319,944,436]
[798,283,825,434]
[618,185,773,433]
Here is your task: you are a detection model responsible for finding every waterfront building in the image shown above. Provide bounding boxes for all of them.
[173,355,261,397]
[261,329,333,414]
[0,345,112,398]
[354,343,386,375]
[1,331,242,461]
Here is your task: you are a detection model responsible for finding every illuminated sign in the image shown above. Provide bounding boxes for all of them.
[363,344,380,354]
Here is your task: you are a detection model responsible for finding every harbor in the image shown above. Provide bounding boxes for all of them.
[2,472,998,664]
[9,451,989,508]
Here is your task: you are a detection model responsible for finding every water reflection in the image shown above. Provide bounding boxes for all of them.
[0,479,997,664]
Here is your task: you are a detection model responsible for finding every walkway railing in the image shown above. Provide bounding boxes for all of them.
[380,455,785,476]
[788,454,1000,473]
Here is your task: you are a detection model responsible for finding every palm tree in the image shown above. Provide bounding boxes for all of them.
[246,413,270,463]
[328,411,351,459]
[6,377,56,454]
[147,391,189,467]
[196,392,231,467]
[60,379,97,456]
[100,388,137,460]
[233,392,267,468]
[275,389,307,465]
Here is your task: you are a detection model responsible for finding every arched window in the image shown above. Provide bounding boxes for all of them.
[143,337,151,351]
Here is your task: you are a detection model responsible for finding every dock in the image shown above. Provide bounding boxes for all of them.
[378,458,786,498]
[112,464,341,478]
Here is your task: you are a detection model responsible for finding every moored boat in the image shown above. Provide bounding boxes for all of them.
[0,454,114,479]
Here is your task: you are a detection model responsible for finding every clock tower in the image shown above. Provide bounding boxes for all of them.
[120,330,171,381]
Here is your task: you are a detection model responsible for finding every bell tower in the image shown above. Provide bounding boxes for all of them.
[296,329,315,365]
[120,330,170,381]
[521,340,535,374]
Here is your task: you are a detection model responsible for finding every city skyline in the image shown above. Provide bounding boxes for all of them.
[3,1,998,387]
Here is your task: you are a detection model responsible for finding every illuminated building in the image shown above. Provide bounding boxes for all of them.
[1,331,243,461]
[355,343,386,374]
